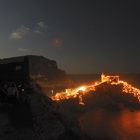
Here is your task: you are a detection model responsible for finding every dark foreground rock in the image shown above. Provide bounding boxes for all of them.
[0,84,89,140]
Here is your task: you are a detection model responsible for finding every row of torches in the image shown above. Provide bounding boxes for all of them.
[51,74,140,105]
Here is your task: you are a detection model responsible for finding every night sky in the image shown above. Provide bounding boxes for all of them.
[0,0,140,74]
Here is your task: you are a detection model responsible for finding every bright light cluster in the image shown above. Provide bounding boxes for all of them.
[51,74,140,105]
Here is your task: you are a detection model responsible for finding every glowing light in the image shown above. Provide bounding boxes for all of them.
[95,82,98,86]
[77,86,86,92]
[51,74,140,105]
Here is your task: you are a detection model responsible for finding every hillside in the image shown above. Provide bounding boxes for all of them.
[0,82,88,140]
[58,82,140,115]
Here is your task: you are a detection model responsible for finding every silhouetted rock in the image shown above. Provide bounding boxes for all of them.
[0,55,66,81]
[59,83,140,114]
[27,55,66,80]
[82,83,140,111]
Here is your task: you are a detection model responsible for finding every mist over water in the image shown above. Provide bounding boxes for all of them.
[80,109,140,140]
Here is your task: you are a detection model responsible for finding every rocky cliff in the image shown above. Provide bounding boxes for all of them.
[0,55,66,81]
[28,55,66,80]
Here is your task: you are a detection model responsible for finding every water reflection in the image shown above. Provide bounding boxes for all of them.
[80,109,140,140]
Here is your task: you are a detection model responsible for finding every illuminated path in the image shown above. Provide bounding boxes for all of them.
[51,74,140,105]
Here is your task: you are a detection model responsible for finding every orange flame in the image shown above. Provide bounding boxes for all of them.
[51,74,140,105]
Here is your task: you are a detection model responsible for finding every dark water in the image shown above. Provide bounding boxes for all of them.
[80,109,140,140]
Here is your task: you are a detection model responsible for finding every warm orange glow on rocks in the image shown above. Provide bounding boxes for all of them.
[51,74,140,105]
